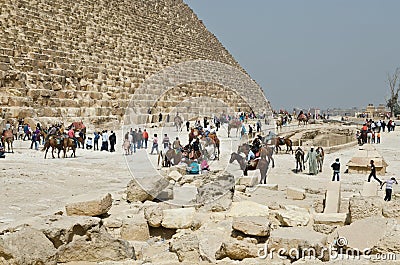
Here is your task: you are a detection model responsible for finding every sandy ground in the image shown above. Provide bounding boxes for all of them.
[1,122,399,229]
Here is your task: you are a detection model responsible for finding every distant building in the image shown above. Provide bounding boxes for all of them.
[364,104,389,118]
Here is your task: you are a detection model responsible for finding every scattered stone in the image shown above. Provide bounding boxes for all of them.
[361,182,379,197]
[268,227,328,261]
[228,201,269,217]
[168,170,183,182]
[169,230,200,262]
[215,238,258,261]
[1,227,57,265]
[162,208,195,229]
[235,184,246,192]
[143,204,163,228]
[126,178,168,203]
[238,176,258,187]
[349,196,383,222]
[275,205,311,227]
[56,227,135,262]
[120,212,150,241]
[312,224,337,235]
[382,200,400,219]
[65,193,112,217]
[286,187,305,200]
[257,184,279,191]
[232,216,271,237]
[313,213,347,226]
[173,185,198,204]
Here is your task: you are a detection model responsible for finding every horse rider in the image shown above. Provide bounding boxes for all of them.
[68,127,78,147]
[252,137,262,154]
[173,137,182,151]
[191,138,201,158]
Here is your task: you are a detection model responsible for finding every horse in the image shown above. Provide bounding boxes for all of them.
[229,152,271,184]
[272,137,293,154]
[227,119,242,137]
[298,113,308,126]
[174,115,183,132]
[1,130,14,153]
[237,143,274,168]
[208,133,220,160]
[63,137,77,158]
[295,147,305,173]
[316,146,324,173]
[276,119,283,131]
[42,135,65,159]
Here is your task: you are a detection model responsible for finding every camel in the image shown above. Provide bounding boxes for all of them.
[227,119,242,137]
[174,115,183,131]
[1,130,14,153]
[295,147,305,173]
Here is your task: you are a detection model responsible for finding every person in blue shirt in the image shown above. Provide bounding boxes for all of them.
[187,159,200,174]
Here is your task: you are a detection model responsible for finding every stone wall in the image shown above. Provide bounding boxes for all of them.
[0,0,271,128]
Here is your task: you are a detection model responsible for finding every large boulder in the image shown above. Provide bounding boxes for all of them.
[215,238,258,260]
[349,196,383,222]
[232,216,271,237]
[1,227,57,265]
[274,205,311,227]
[268,227,328,261]
[162,208,196,229]
[382,200,400,219]
[286,187,306,200]
[65,193,112,217]
[56,227,135,262]
[169,230,200,262]
[228,201,269,217]
[120,212,150,241]
[143,204,163,228]
[372,219,400,254]
[126,178,169,203]
[32,215,102,248]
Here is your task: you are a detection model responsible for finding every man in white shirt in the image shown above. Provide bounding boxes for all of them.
[381,177,398,201]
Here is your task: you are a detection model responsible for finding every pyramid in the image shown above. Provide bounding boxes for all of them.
[0,0,272,128]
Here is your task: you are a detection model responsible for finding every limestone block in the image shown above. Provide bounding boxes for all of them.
[120,213,150,241]
[169,230,200,262]
[349,196,383,222]
[313,213,347,226]
[1,227,57,265]
[275,205,311,227]
[382,200,400,218]
[228,201,269,217]
[143,204,163,228]
[65,193,112,217]
[215,238,258,261]
[286,187,306,200]
[361,182,378,197]
[268,227,328,261]
[232,216,271,236]
[168,170,183,182]
[162,208,195,229]
[257,184,278,191]
[238,176,258,187]
[324,182,341,213]
[173,185,198,204]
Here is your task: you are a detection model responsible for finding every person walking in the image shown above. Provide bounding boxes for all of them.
[143,129,149,149]
[380,177,398,201]
[331,158,340,181]
[101,130,108,151]
[132,129,138,153]
[137,128,143,149]
[305,146,318,175]
[150,134,159,155]
[367,160,382,185]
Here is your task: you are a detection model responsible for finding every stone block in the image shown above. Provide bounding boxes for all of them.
[257,184,278,191]
[162,208,195,229]
[324,182,341,213]
[314,213,347,226]
[361,182,378,197]
[65,193,112,217]
[286,187,305,200]
[238,176,258,187]
[232,216,270,236]
[228,201,269,217]
[120,213,150,241]
[173,185,198,204]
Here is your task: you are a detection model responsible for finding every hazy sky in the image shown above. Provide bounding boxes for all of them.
[183,0,400,111]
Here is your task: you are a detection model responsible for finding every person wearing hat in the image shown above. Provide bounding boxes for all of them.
[331,158,340,181]
[305,146,318,175]
[380,177,398,201]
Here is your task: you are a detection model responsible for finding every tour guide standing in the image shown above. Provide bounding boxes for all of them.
[367,160,382,185]
[331,158,340,181]
[380,177,398,201]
